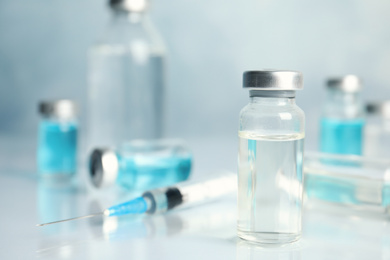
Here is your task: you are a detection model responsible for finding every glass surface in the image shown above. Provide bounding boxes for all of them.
[320,118,364,155]
[37,120,78,176]
[238,132,304,244]
[116,140,192,191]
[3,138,390,259]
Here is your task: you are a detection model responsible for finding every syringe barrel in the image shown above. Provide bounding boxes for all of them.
[142,171,237,214]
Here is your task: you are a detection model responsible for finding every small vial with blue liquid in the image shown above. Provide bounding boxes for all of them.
[89,139,192,191]
[320,75,365,155]
[37,100,78,178]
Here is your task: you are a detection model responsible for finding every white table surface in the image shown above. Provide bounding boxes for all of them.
[0,136,389,259]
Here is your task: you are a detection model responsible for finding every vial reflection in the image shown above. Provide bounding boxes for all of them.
[236,240,302,260]
[37,180,79,234]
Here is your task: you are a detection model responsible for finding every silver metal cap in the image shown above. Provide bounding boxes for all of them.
[89,148,119,188]
[366,100,390,119]
[327,75,362,93]
[110,0,148,12]
[39,100,77,119]
[366,102,381,115]
[243,70,303,90]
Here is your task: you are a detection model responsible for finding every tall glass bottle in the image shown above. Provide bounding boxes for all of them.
[238,70,305,244]
[319,75,364,155]
[87,0,165,155]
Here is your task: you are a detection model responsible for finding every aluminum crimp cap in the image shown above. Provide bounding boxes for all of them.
[89,148,119,189]
[327,75,362,93]
[366,100,390,119]
[39,99,77,119]
[243,70,303,90]
[110,0,148,12]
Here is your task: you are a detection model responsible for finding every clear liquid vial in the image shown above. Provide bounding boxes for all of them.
[238,70,305,244]
[320,75,364,155]
[86,0,165,155]
[89,139,192,191]
[37,100,78,178]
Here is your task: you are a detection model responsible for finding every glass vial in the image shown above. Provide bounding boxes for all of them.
[89,139,192,191]
[364,100,390,159]
[37,100,78,177]
[87,0,165,153]
[304,152,390,213]
[238,70,305,244]
[320,75,364,155]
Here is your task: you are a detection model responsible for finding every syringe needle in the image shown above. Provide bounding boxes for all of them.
[37,196,148,227]
[36,212,104,227]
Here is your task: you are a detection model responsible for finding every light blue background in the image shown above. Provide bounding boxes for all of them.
[1,0,390,168]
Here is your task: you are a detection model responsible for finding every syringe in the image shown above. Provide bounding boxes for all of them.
[37,172,236,227]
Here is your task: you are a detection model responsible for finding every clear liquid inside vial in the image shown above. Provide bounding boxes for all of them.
[238,131,304,244]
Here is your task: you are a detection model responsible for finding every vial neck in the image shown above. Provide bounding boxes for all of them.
[249,90,296,105]
[42,115,76,122]
[112,10,146,24]
[327,89,360,104]
[323,89,363,118]
[250,97,296,106]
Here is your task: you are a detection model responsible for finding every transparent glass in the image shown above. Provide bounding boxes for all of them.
[320,89,365,155]
[115,139,192,191]
[304,152,390,215]
[37,116,78,177]
[238,93,305,244]
[364,114,390,159]
[87,9,165,154]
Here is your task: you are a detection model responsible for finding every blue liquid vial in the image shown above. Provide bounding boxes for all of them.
[320,118,364,155]
[319,75,365,155]
[37,100,78,177]
[89,139,192,191]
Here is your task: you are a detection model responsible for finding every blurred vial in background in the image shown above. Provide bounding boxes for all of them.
[364,100,390,159]
[88,139,192,191]
[37,100,78,178]
[304,152,390,214]
[86,0,165,156]
[320,75,364,155]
